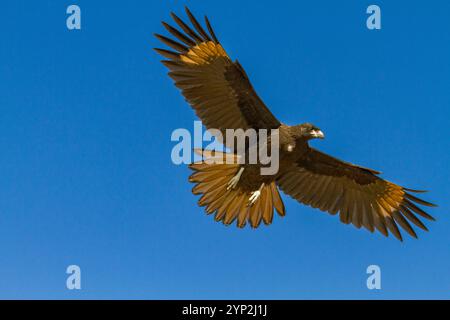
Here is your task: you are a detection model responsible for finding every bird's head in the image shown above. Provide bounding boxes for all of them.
[292,123,325,140]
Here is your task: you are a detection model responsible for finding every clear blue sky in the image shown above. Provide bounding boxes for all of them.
[0,0,449,299]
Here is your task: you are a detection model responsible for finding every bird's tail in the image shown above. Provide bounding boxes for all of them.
[188,149,285,228]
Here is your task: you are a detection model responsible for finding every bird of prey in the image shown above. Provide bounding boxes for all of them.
[154,7,436,241]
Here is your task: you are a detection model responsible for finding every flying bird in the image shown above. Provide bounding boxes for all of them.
[154,7,436,241]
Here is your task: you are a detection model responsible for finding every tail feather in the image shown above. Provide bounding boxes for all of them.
[215,189,238,222]
[192,176,225,195]
[262,185,274,225]
[249,195,263,228]
[188,149,286,228]
[271,182,286,217]
[237,196,252,227]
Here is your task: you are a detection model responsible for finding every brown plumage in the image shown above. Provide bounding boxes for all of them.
[154,7,436,240]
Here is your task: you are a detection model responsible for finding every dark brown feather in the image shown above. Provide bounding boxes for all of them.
[205,16,219,43]
[185,7,212,41]
[153,48,180,60]
[154,33,187,52]
[170,12,203,43]
[162,21,196,46]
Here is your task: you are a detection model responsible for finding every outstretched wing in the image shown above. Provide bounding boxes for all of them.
[154,7,281,144]
[277,148,436,241]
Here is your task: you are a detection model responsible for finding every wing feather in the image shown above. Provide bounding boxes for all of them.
[277,147,436,240]
[155,7,281,149]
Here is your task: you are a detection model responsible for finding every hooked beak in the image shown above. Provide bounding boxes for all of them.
[310,129,325,139]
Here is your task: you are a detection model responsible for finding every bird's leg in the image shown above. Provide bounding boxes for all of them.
[248,183,265,206]
[227,167,244,190]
